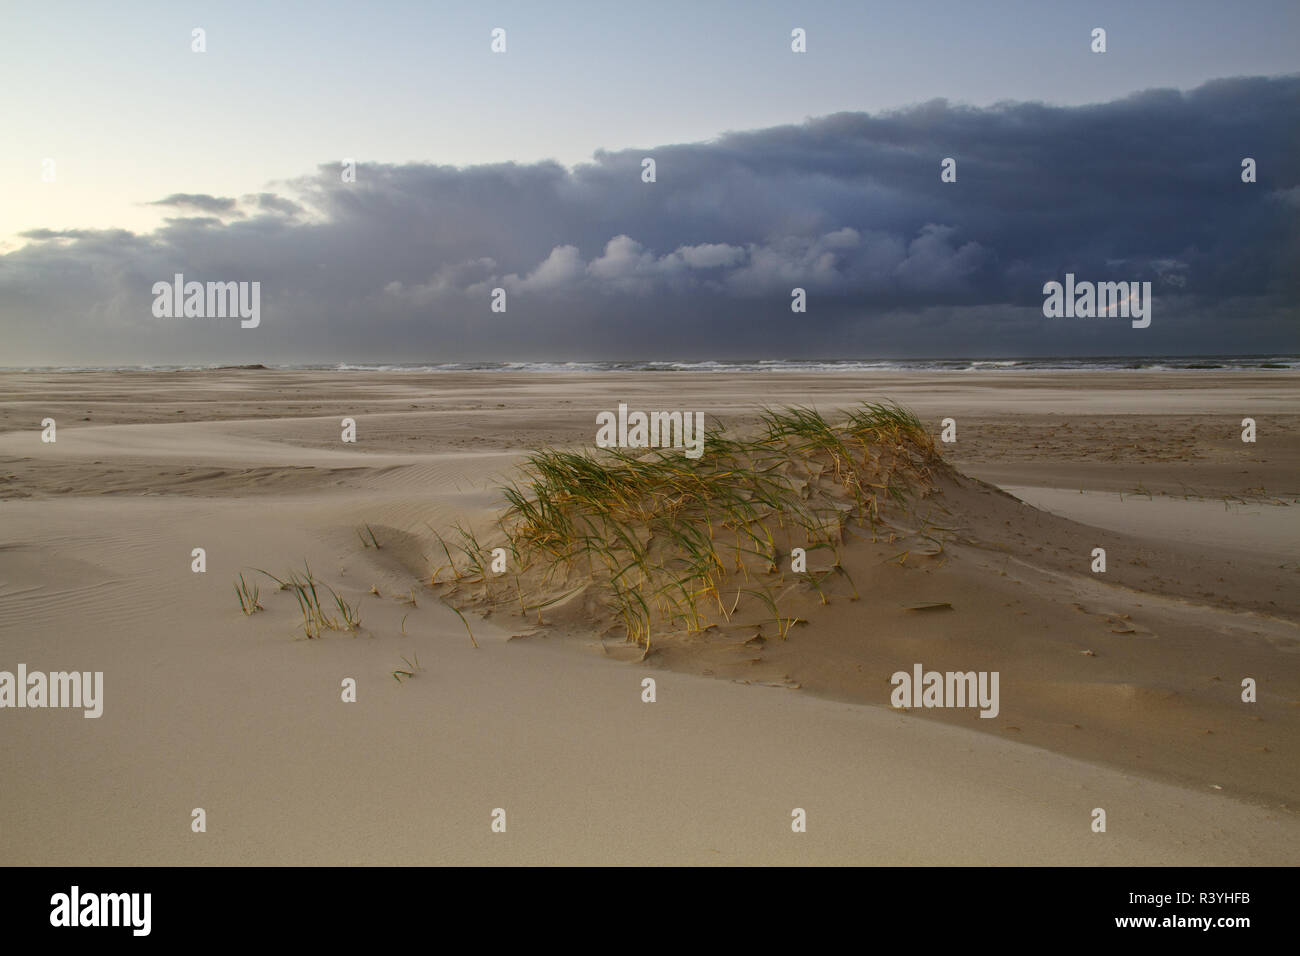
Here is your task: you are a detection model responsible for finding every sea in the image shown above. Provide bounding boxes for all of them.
[8,356,1298,373]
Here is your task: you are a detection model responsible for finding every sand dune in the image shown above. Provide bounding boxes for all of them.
[1,369,1297,864]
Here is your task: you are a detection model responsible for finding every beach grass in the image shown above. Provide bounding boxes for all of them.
[246,561,363,638]
[234,573,262,615]
[392,652,421,683]
[433,401,942,649]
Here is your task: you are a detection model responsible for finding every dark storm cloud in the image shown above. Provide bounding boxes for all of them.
[3,75,1297,363]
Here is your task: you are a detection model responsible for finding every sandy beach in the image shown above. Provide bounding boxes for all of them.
[1,368,1297,865]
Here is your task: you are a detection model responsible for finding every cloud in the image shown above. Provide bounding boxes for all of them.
[248,193,305,217]
[3,74,1297,363]
[675,243,745,269]
[515,245,584,291]
[146,193,242,216]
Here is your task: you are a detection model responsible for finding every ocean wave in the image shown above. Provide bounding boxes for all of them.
[6,357,1298,373]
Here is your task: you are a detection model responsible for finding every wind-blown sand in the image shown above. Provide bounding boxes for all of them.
[0,369,1296,864]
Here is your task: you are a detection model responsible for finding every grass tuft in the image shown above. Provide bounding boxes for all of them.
[432,401,942,650]
[235,573,262,615]
[393,652,421,683]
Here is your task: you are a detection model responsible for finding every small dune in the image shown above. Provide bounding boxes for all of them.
[433,402,948,653]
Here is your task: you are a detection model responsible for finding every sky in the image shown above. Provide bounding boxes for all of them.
[2,0,1297,364]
